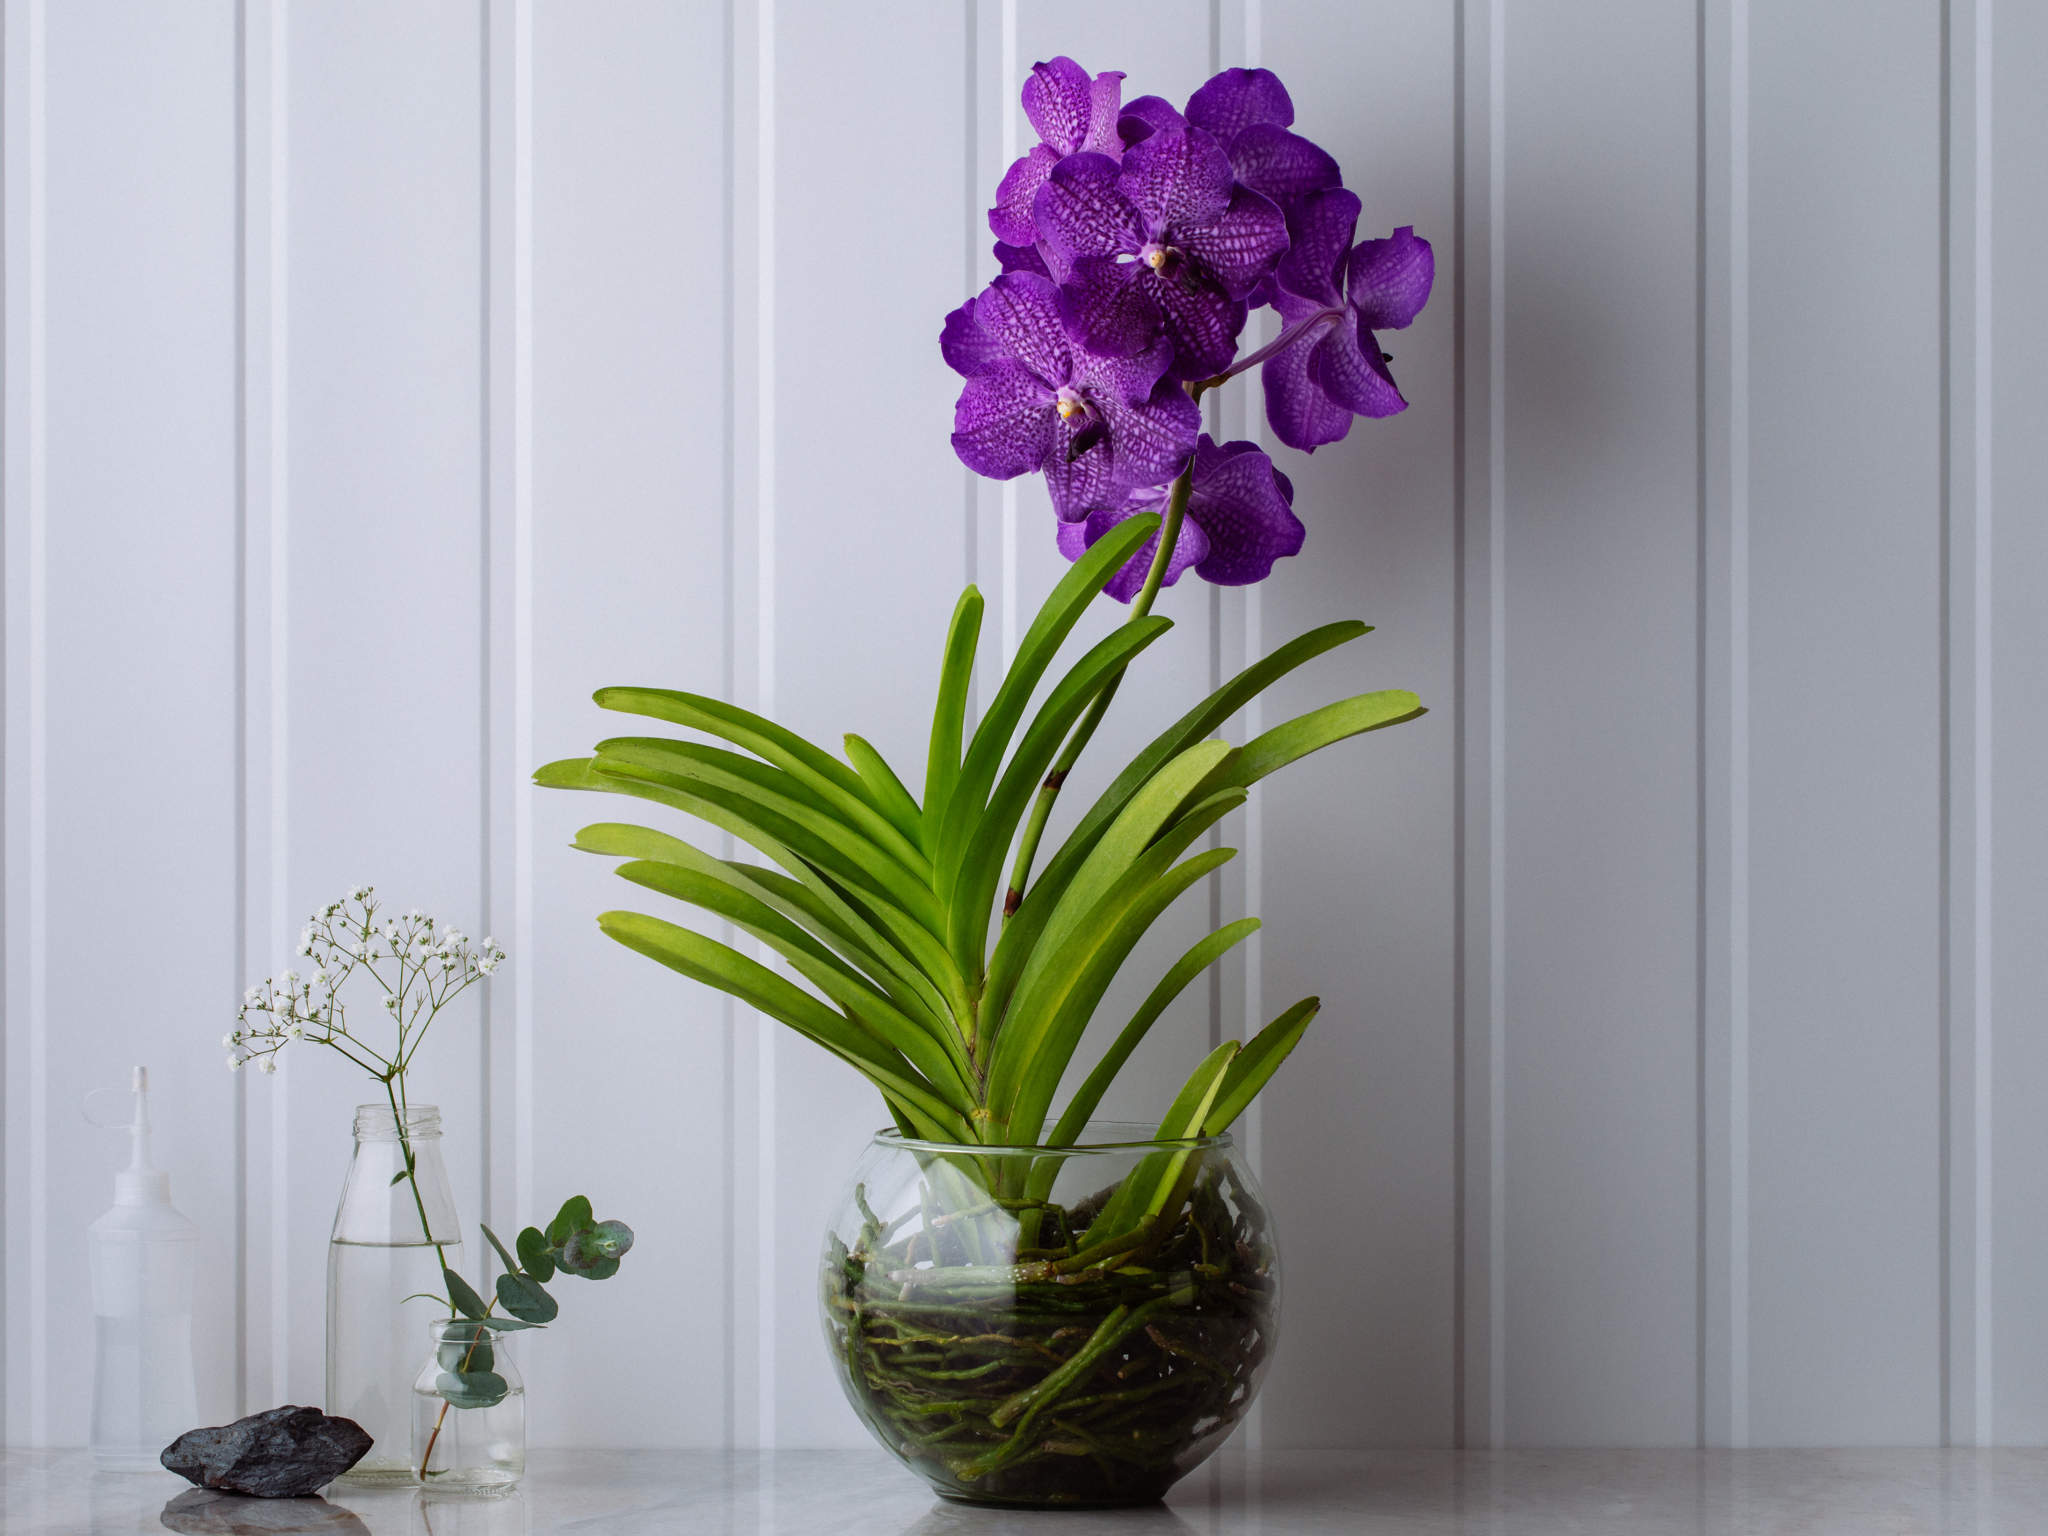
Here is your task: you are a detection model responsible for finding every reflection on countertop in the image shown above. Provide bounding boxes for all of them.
[3,1446,2048,1534]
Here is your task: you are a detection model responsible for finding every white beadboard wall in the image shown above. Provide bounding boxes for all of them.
[0,0,2039,1451]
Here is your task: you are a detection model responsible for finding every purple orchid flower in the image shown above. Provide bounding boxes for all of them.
[1058,435,1304,601]
[988,58,1127,249]
[944,271,1201,521]
[1259,188,1434,451]
[1033,127,1288,380]
[1184,67,1341,221]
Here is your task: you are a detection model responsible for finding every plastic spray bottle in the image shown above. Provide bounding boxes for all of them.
[86,1066,199,1469]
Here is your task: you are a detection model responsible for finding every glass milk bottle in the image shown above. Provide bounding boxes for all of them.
[328,1104,463,1484]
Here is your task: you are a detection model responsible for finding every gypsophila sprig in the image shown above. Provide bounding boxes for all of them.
[228,887,506,1081]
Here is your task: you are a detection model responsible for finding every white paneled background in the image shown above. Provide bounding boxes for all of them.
[0,0,2040,1452]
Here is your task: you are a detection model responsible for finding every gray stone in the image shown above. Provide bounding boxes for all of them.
[159,1406,373,1499]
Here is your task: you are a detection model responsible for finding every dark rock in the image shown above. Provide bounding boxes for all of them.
[160,1406,373,1499]
[159,1487,370,1535]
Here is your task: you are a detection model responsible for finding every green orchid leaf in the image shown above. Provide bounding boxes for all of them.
[595,910,971,1142]
[1203,996,1320,1136]
[436,1370,510,1411]
[940,515,1160,874]
[590,687,902,847]
[545,1196,593,1247]
[1089,1040,1240,1245]
[841,733,923,845]
[988,620,1377,1017]
[497,1271,558,1325]
[1202,689,1426,796]
[613,859,973,1102]
[1044,917,1262,1153]
[515,1226,556,1284]
[922,586,983,854]
[442,1269,489,1322]
[942,615,1174,978]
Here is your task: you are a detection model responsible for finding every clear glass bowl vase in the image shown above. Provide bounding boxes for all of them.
[411,1317,526,1493]
[820,1121,1279,1508]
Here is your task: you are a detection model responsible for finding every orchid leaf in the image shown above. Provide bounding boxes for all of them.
[1202,996,1319,1136]
[1088,1040,1240,1243]
[842,733,923,846]
[596,910,970,1141]
[1045,917,1261,1152]
[944,615,1173,975]
[923,587,983,855]
[1201,689,1425,795]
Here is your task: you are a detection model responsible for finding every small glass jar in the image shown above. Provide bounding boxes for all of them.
[820,1121,1279,1507]
[411,1317,526,1493]
[329,1104,465,1486]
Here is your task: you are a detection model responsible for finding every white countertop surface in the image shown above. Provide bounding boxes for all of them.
[6,1446,2048,1534]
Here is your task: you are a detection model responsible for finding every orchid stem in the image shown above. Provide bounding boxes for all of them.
[999,461,1195,929]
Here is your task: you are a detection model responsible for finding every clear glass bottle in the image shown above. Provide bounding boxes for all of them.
[411,1318,526,1492]
[329,1104,464,1485]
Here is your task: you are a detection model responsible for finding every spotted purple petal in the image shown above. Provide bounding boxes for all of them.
[1034,152,1145,264]
[1261,305,1354,451]
[1146,272,1248,380]
[990,143,1060,246]
[1022,58,1095,151]
[1089,369,1201,484]
[940,298,1005,377]
[1184,436,1304,586]
[969,272,1072,386]
[1227,123,1342,215]
[1084,70,1128,155]
[1275,187,1360,308]
[1186,67,1295,140]
[993,240,1050,278]
[1059,255,1162,360]
[1117,127,1235,233]
[1061,489,1212,601]
[951,360,1055,480]
[1309,311,1407,419]
[1175,184,1289,300]
[1346,225,1435,331]
[1118,94,1186,148]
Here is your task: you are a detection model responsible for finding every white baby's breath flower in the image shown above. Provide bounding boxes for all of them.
[221,1032,236,1048]
[383,996,399,1012]
[478,954,499,975]
[257,1056,278,1075]
[287,1024,305,1041]
[227,1053,243,1072]
[244,987,260,1005]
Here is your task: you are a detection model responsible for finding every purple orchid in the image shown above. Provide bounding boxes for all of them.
[1058,435,1304,601]
[1260,188,1434,451]
[1033,127,1288,380]
[988,58,1127,250]
[1184,68,1341,221]
[944,271,1200,521]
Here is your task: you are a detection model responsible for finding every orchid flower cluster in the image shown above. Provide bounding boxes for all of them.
[947,59,1434,599]
[227,886,505,1082]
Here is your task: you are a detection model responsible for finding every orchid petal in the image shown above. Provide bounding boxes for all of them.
[951,360,1054,480]
[1084,71,1128,156]
[1117,94,1186,149]
[940,298,1005,377]
[1117,127,1234,233]
[1022,57,1094,152]
[1092,374,1201,485]
[993,240,1050,278]
[1260,324,1353,451]
[1186,67,1295,141]
[1274,187,1360,308]
[1310,313,1408,418]
[1034,152,1145,262]
[1148,273,1247,380]
[1346,225,1435,331]
[1071,494,1210,602]
[1175,185,1289,300]
[971,272,1071,385]
[1185,437,1305,586]
[990,144,1059,246]
[1228,124,1341,213]
[1060,255,1163,360]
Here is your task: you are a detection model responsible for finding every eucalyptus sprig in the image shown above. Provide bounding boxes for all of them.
[416,1196,635,1478]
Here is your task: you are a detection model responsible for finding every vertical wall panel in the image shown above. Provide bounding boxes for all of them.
[1500,0,1701,1444]
[1746,0,1942,1445]
[525,0,732,1447]
[276,0,486,1405]
[1256,0,1459,1449]
[1990,0,2048,1446]
[31,0,241,1443]
[766,0,971,1447]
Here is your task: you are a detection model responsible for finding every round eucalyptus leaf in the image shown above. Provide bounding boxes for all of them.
[516,1225,556,1284]
[435,1369,510,1410]
[496,1271,558,1324]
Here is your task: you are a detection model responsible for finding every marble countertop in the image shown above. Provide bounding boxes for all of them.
[6,1447,2048,1534]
